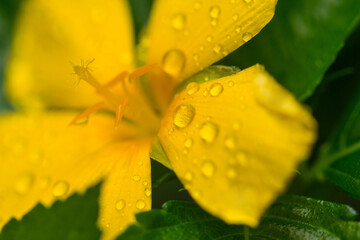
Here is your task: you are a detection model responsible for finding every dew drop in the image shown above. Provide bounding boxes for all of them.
[226,168,237,179]
[162,49,186,77]
[200,122,218,143]
[224,135,237,150]
[172,13,186,30]
[213,44,222,54]
[228,81,235,87]
[209,83,224,97]
[143,180,148,186]
[136,199,145,209]
[14,174,34,195]
[199,45,205,51]
[133,175,141,182]
[173,104,195,128]
[52,181,69,197]
[201,161,216,177]
[209,6,221,18]
[192,53,200,62]
[116,199,126,211]
[194,1,201,9]
[186,82,200,95]
[145,188,152,197]
[184,138,193,148]
[242,32,253,42]
[235,25,242,33]
[206,35,213,42]
[137,160,143,166]
[184,171,193,181]
[210,19,218,27]
[39,176,51,189]
[236,151,249,166]
[232,13,239,22]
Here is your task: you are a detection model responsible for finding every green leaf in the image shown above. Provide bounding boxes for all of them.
[220,0,360,100]
[0,184,101,240]
[310,81,360,198]
[116,196,360,240]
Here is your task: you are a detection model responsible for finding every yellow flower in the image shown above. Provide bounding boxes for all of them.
[0,0,317,239]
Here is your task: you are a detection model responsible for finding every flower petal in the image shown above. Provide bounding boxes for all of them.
[146,0,277,106]
[99,139,152,240]
[0,112,151,240]
[158,65,317,226]
[6,0,134,109]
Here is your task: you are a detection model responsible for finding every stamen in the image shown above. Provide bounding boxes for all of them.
[114,98,129,128]
[104,71,129,89]
[69,101,106,125]
[129,63,159,83]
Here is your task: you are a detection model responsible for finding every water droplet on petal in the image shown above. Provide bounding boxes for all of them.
[236,151,249,166]
[201,161,216,177]
[145,188,151,197]
[184,138,193,148]
[200,122,218,143]
[133,175,141,182]
[172,13,186,30]
[224,135,237,150]
[136,199,145,209]
[228,81,235,87]
[143,180,148,186]
[186,82,200,95]
[226,168,237,179]
[53,181,69,197]
[137,160,143,166]
[235,25,242,33]
[184,171,193,181]
[116,199,126,211]
[206,35,213,42]
[209,6,221,18]
[173,104,195,128]
[242,32,253,42]
[213,44,222,54]
[232,13,239,22]
[15,174,34,195]
[162,49,186,77]
[209,83,223,96]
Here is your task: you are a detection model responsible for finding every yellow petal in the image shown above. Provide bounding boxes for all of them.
[0,112,151,240]
[158,65,317,226]
[146,0,277,107]
[99,139,152,240]
[6,0,134,109]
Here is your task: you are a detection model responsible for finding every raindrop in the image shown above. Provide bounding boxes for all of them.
[173,104,196,128]
[116,199,126,211]
[200,122,218,143]
[224,135,237,150]
[145,188,151,197]
[133,175,141,182]
[228,81,235,87]
[209,83,224,97]
[186,82,200,95]
[136,199,145,209]
[184,138,193,148]
[232,13,239,22]
[184,171,193,181]
[213,44,222,54]
[236,151,249,166]
[52,181,69,197]
[172,13,186,30]
[14,174,34,195]
[242,32,253,42]
[201,161,216,177]
[206,35,213,42]
[226,168,237,179]
[209,6,221,18]
[162,49,186,77]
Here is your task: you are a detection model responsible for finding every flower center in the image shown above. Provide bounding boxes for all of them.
[71,59,160,132]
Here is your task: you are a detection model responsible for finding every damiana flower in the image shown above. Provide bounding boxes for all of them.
[0,0,316,239]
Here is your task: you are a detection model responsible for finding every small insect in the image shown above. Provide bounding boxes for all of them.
[72,58,95,82]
